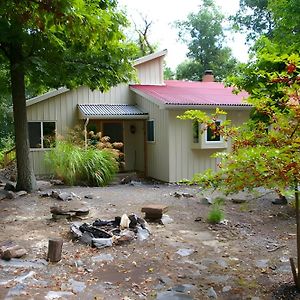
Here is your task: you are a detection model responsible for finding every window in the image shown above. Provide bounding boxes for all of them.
[28,122,56,149]
[147,120,155,142]
[206,121,221,142]
[191,118,226,149]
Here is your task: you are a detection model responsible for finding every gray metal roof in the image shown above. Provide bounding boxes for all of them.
[78,104,148,119]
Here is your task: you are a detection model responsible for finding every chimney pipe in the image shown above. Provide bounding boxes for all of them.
[202,70,214,82]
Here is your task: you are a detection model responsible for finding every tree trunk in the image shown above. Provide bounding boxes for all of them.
[9,43,37,192]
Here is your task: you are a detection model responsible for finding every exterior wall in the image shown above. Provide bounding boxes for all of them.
[85,119,145,173]
[135,57,164,85]
[168,109,250,182]
[134,93,170,182]
[27,84,132,175]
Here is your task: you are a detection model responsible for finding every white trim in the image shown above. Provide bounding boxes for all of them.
[26,87,69,107]
[133,49,168,66]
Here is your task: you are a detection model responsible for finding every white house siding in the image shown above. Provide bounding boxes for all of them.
[135,57,164,85]
[134,94,170,182]
[168,109,250,182]
[26,84,132,175]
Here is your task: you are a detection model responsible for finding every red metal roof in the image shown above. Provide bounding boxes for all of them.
[130,80,249,107]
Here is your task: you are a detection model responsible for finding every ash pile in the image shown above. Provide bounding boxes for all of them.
[70,214,151,248]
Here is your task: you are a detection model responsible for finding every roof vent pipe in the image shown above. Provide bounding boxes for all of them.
[202,70,214,82]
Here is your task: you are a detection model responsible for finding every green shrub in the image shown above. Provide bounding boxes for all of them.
[207,205,225,224]
[45,141,118,186]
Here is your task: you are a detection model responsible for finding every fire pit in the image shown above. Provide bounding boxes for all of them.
[70,214,151,248]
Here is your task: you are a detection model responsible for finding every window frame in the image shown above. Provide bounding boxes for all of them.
[28,121,56,150]
[205,120,222,143]
[191,117,227,149]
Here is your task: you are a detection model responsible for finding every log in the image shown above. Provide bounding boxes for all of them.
[2,246,27,260]
[47,238,63,262]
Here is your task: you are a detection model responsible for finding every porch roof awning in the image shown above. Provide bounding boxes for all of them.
[78,104,148,120]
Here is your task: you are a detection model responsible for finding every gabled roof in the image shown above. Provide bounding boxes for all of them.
[133,49,167,66]
[130,80,250,109]
[78,104,148,119]
[26,87,69,107]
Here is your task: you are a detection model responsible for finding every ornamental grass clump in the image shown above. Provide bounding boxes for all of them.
[207,204,225,224]
[45,141,118,186]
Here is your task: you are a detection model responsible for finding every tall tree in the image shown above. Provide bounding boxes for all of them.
[175,0,237,81]
[0,0,137,192]
[231,0,274,43]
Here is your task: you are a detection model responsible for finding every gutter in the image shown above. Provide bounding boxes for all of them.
[163,104,252,111]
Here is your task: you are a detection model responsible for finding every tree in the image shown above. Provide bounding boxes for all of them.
[0,0,137,192]
[179,52,300,289]
[175,0,237,81]
[231,0,274,42]
[133,15,157,57]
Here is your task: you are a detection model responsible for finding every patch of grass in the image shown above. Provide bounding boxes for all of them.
[45,141,118,186]
[207,204,225,224]
[213,196,226,205]
[239,201,250,212]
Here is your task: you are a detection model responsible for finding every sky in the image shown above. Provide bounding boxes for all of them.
[117,0,249,70]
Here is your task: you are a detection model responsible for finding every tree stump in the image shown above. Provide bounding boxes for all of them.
[47,239,63,262]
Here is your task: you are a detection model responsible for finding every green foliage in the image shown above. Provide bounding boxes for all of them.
[175,0,237,81]
[207,204,225,224]
[230,0,274,42]
[45,141,118,186]
[181,54,300,196]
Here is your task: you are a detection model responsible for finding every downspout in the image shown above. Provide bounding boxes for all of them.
[84,118,89,150]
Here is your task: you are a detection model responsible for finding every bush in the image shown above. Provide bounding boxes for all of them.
[45,141,118,186]
[207,205,225,224]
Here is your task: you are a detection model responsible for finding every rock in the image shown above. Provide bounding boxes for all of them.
[176,248,194,257]
[15,191,27,197]
[255,259,269,268]
[136,226,150,241]
[91,253,114,262]
[4,181,16,192]
[84,194,94,199]
[68,279,86,293]
[50,202,89,217]
[141,204,168,220]
[181,193,194,198]
[172,284,195,293]
[222,286,232,292]
[6,191,16,199]
[79,232,94,245]
[201,197,213,205]
[231,198,247,204]
[156,291,193,300]
[58,192,75,201]
[92,237,113,248]
[160,215,174,225]
[207,287,217,299]
[45,291,74,300]
[0,190,9,200]
[38,191,52,197]
[50,179,64,185]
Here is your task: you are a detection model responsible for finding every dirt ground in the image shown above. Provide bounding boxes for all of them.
[0,178,299,300]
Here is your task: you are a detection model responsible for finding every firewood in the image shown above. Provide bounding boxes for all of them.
[47,239,63,262]
[2,246,27,260]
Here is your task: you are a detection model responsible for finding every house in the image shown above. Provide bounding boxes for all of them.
[26,49,250,183]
